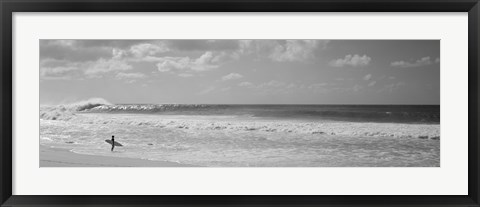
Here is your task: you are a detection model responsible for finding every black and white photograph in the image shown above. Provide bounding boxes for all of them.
[39,40,440,167]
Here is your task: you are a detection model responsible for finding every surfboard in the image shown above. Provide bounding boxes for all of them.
[105,139,123,146]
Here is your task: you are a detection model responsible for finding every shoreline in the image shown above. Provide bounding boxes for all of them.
[40,145,196,167]
[45,113,440,139]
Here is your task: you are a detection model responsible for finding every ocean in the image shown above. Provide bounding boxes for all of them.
[40,101,440,167]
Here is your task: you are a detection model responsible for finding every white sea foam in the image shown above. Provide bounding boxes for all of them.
[40,101,440,139]
[40,98,111,121]
[52,113,439,139]
[40,136,52,141]
[40,103,440,167]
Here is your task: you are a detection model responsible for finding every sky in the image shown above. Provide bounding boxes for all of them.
[40,40,440,105]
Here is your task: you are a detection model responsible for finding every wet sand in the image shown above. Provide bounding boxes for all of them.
[40,145,195,167]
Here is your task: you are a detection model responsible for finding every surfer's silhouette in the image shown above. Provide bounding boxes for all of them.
[111,135,115,151]
[105,136,123,151]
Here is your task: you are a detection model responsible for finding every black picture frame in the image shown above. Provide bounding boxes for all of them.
[1,0,479,206]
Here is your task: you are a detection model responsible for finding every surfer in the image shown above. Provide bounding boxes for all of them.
[111,135,115,151]
[105,136,123,151]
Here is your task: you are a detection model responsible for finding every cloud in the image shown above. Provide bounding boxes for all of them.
[101,40,328,64]
[269,40,328,62]
[115,72,146,79]
[155,51,224,72]
[156,57,191,72]
[367,81,377,87]
[39,59,79,79]
[221,73,243,81]
[286,83,297,89]
[40,40,332,81]
[110,42,172,62]
[115,72,147,83]
[238,82,254,87]
[84,58,133,76]
[210,51,240,64]
[353,84,363,92]
[40,40,334,82]
[308,83,328,89]
[129,43,169,58]
[166,40,240,51]
[40,40,177,80]
[40,40,167,64]
[40,40,113,62]
[258,80,286,88]
[390,56,439,68]
[40,57,133,79]
[70,40,156,49]
[116,40,241,64]
[363,74,372,81]
[140,40,328,75]
[178,73,194,78]
[329,54,371,67]
[50,40,76,47]
[40,65,78,80]
[195,51,218,66]
[239,40,329,62]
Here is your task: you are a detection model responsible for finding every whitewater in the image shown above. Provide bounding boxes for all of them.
[40,98,440,167]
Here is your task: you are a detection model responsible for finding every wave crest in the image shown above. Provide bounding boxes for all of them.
[88,104,216,113]
[40,98,111,120]
[42,113,440,140]
[68,98,112,111]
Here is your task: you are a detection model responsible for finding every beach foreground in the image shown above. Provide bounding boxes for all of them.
[40,145,194,167]
[40,114,440,167]
[40,103,440,167]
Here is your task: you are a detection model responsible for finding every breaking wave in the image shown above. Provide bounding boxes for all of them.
[85,104,440,124]
[40,98,111,120]
[40,99,440,139]
[88,104,220,113]
[69,98,112,111]
[41,113,440,140]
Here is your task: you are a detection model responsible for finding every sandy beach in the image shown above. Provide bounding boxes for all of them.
[40,145,195,167]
